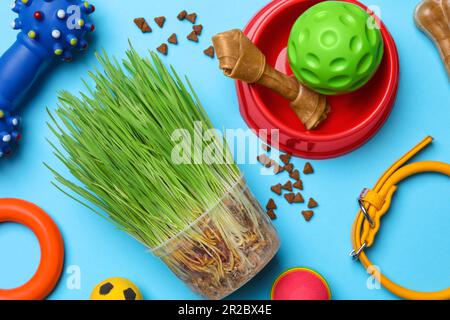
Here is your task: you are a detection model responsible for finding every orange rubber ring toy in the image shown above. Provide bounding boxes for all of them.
[0,198,64,300]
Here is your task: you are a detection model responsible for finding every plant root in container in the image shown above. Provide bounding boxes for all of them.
[46,45,279,300]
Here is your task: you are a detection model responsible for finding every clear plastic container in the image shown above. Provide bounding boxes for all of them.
[152,177,280,300]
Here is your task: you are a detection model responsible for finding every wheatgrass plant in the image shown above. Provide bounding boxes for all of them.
[47,46,279,299]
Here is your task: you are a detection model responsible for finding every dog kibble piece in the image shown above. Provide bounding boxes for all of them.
[284,163,294,173]
[271,184,282,196]
[256,154,269,165]
[204,46,215,58]
[290,169,300,181]
[294,180,303,190]
[282,181,293,192]
[157,43,168,55]
[193,24,203,35]
[308,198,319,209]
[154,16,166,28]
[134,17,145,28]
[187,31,199,42]
[302,210,314,222]
[177,10,187,20]
[256,154,272,168]
[168,33,178,44]
[284,193,295,204]
[273,163,285,175]
[134,18,152,33]
[186,12,197,23]
[293,193,304,203]
[304,162,314,174]
[266,199,277,210]
[280,154,291,165]
[267,209,277,220]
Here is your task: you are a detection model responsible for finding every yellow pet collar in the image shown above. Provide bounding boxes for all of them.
[350,136,450,300]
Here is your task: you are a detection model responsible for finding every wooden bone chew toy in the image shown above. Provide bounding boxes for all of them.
[212,29,330,130]
[0,0,95,157]
[415,0,450,76]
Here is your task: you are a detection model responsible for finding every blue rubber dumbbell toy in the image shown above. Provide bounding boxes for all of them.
[0,0,95,158]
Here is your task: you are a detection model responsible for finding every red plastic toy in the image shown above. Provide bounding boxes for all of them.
[238,0,399,159]
[271,267,331,300]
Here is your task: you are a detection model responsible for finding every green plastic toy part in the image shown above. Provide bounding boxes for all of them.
[288,1,384,95]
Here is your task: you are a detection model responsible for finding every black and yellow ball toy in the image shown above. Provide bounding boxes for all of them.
[90,277,143,300]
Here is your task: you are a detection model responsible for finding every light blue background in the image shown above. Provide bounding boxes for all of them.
[0,0,449,300]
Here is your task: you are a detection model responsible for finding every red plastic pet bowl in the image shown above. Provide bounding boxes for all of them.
[238,0,399,159]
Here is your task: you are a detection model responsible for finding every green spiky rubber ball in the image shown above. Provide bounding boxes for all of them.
[288,1,384,95]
